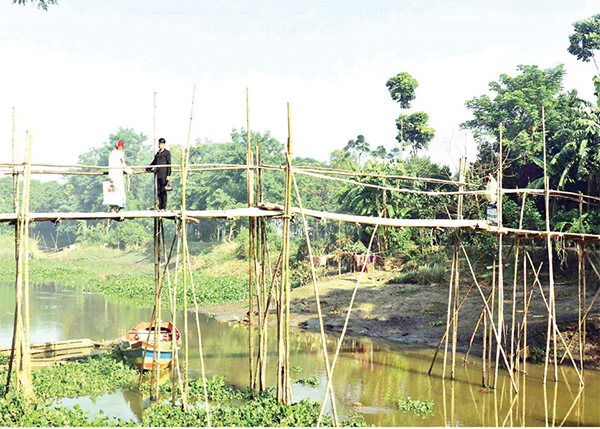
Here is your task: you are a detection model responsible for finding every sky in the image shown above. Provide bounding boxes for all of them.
[0,0,598,174]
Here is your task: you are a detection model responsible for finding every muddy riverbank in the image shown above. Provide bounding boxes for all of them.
[197,271,600,371]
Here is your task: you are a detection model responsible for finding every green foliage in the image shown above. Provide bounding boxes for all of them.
[32,351,137,400]
[142,389,363,427]
[396,396,434,416]
[386,72,419,109]
[395,111,435,155]
[568,14,600,64]
[294,376,319,387]
[93,272,249,308]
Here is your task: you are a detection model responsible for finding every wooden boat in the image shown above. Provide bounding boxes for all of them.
[119,321,181,371]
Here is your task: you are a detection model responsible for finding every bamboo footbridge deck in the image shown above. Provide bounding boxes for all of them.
[2,203,600,244]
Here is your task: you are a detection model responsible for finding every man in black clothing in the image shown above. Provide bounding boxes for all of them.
[146,137,171,210]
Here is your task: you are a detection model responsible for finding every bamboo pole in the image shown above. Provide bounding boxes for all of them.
[21,135,34,399]
[450,157,466,380]
[510,241,520,371]
[494,123,504,389]
[558,252,600,363]
[460,243,519,393]
[288,164,339,426]
[464,289,493,363]
[488,259,496,384]
[442,249,456,380]
[171,221,183,406]
[181,149,190,411]
[578,193,585,373]
[276,103,293,405]
[525,253,585,385]
[185,249,211,426]
[149,90,163,398]
[541,105,558,384]
[150,217,162,402]
[8,135,35,400]
[451,237,460,380]
[246,88,256,390]
[577,242,584,372]
[316,213,380,427]
[428,281,475,375]
[5,109,20,395]
[523,246,528,374]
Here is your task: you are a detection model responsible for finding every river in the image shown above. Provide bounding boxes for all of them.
[1,283,598,426]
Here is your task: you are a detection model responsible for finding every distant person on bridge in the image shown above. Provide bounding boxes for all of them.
[146,137,172,211]
[103,139,133,213]
[486,173,498,226]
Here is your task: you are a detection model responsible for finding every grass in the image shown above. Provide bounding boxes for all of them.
[387,262,447,285]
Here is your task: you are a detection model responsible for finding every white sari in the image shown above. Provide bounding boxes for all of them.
[103,148,133,208]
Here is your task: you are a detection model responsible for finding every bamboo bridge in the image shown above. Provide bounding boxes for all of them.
[2,102,599,427]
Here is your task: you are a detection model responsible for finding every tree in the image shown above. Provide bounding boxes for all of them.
[386,72,434,154]
[328,148,356,170]
[386,72,418,108]
[344,135,370,167]
[462,64,582,187]
[371,145,388,162]
[395,111,435,155]
[568,14,600,76]
[12,0,57,10]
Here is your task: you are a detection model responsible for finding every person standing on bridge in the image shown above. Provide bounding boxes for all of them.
[103,139,133,213]
[146,137,172,211]
[486,172,498,226]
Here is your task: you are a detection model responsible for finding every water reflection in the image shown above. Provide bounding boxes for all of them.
[1,283,599,426]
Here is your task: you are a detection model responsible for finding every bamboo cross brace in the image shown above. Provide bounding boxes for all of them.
[460,243,519,393]
[317,213,381,427]
[558,252,600,364]
[428,280,475,375]
[287,156,339,426]
[464,289,493,363]
[525,253,584,385]
[185,245,212,426]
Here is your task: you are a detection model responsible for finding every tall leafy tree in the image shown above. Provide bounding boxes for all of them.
[386,72,435,154]
[462,65,587,188]
[568,14,600,77]
[395,111,435,156]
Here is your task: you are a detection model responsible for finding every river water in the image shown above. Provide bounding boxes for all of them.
[1,283,598,426]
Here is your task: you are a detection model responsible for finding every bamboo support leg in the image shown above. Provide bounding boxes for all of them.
[526,253,585,385]
[428,281,475,375]
[460,243,518,393]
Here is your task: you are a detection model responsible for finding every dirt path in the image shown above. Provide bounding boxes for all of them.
[198,271,600,370]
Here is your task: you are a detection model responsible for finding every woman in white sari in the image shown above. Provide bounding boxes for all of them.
[103,139,133,212]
